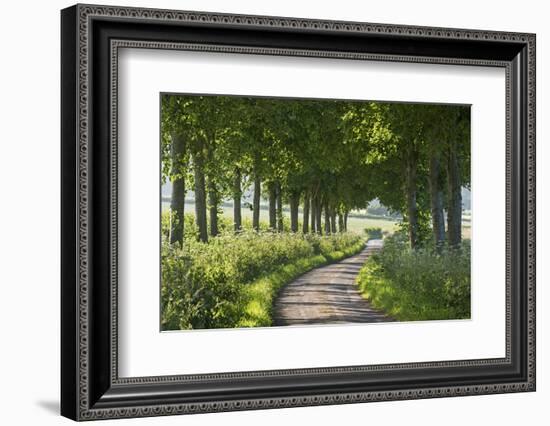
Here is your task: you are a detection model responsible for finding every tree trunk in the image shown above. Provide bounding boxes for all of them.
[343,210,348,232]
[324,199,331,235]
[338,212,344,233]
[268,182,277,230]
[169,133,186,245]
[310,194,317,234]
[315,195,323,235]
[252,173,261,231]
[330,209,337,234]
[302,190,310,233]
[429,152,445,250]
[206,141,217,238]
[276,182,283,232]
[289,191,300,233]
[446,140,462,248]
[193,146,208,243]
[233,168,242,232]
[405,149,419,249]
[207,181,219,237]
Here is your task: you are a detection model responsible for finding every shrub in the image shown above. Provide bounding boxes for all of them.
[161,240,246,330]
[161,210,235,243]
[364,227,383,240]
[161,227,364,330]
[357,234,470,321]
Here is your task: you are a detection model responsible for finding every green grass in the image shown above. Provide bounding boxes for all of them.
[345,216,398,234]
[161,221,365,330]
[356,234,470,321]
[238,240,365,327]
[237,255,326,327]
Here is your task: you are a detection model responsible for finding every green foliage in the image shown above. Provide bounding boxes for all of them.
[162,93,470,250]
[161,242,245,330]
[161,229,363,330]
[357,233,470,321]
[396,208,433,246]
[364,227,383,240]
[161,210,234,244]
[237,255,327,328]
[160,93,472,327]
[304,232,363,260]
[239,238,364,327]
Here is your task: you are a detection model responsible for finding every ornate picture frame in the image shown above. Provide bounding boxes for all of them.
[61,4,535,421]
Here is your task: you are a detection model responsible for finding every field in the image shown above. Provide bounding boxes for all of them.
[162,200,399,235]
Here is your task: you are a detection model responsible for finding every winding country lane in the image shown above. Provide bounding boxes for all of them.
[273,240,393,326]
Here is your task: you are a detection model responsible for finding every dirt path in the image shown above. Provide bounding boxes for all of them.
[273,240,392,326]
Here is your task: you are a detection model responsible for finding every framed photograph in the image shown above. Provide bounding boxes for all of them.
[61,4,536,421]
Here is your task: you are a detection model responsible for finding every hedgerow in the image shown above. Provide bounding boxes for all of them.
[161,225,364,330]
[356,233,470,321]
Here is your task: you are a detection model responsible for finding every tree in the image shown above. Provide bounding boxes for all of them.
[289,190,300,233]
[252,170,261,231]
[276,181,284,232]
[161,94,470,252]
[233,168,242,231]
[429,149,446,249]
[268,182,277,230]
[192,138,208,243]
[206,142,219,238]
[169,133,186,244]
[323,198,331,234]
[424,106,448,249]
[302,190,310,233]
[445,107,470,248]
[161,95,191,245]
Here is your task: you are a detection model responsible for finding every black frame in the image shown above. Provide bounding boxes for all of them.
[61,4,536,421]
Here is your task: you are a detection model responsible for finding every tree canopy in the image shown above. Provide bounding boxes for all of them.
[161,94,470,250]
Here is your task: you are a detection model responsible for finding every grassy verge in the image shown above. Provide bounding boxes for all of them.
[356,234,470,321]
[238,240,365,327]
[161,224,365,330]
[364,227,384,241]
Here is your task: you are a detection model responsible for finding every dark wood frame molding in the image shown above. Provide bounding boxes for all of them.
[61,4,536,420]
